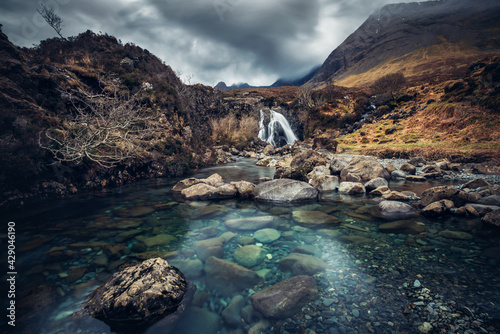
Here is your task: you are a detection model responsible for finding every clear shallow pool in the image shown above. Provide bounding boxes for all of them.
[2,158,499,334]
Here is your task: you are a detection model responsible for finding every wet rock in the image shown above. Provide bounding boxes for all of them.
[370,186,391,196]
[202,173,224,186]
[385,165,397,173]
[290,149,327,173]
[406,175,427,182]
[279,253,327,275]
[340,156,390,182]
[254,179,319,203]
[18,236,54,252]
[181,183,218,200]
[463,178,491,189]
[168,259,204,279]
[222,295,246,327]
[482,210,500,228]
[191,205,228,220]
[391,170,407,180]
[136,234,176,248]
[478,195,500,206]
[454,204,480,217]
[420,186,477,207]
[250,275,318,318]
[230,181,256,198]
[79,258,192,330]
[263,144,275,156]
[308,165,332,178]
[364,177,388,191]
[194,237,224,261]
[421,164,441,174]
[345,172,362,182]
[378,220,425,234]
[171,178,200,192]
[468,204,499,216]
[382,191,410,201]
[421,200,455,217]
[274,166,309,182]
[254,228,281,243]
[409,156,426,167]
[438,230,473,240]
[371,200,419,221]
[233,245,266,267]
[330,157,350,175]
[338,182,366,195]
[400,163,417,175]
[67,267,87,283]
[204,256,262,296]
[224,216,275,231]
[293,210,341,228]
[310,174,339,192]
[418,321,433,333]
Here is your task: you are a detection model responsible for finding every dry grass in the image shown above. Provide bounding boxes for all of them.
[336,42,498,88]
[210,114,259,142]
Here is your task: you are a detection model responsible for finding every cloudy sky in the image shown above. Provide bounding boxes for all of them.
[0,0,420,86]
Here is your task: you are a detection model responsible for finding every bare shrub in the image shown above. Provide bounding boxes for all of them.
[371,72,407,99]
[210,114,258,143]
[39,77,157,168]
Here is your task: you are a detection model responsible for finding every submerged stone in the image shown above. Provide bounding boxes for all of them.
[224,216,275,231]
[233,245,267,268]
[378,220,425,234]
[250,275,318,318]
[204,256,262,295]
[254,228,281,243]
[279,253,327,275]
[438,229,473,240]
[293,210,341,228]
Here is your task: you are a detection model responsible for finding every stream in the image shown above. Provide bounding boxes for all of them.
[1,157,499,334]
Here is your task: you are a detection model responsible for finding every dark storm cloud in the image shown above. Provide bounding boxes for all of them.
[0,0,421,85]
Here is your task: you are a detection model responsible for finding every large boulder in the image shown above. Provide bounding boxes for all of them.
[330,157,350,175]
[250,275,318,319]
[290,150,327,173]
[230,181,256,198]
[79,258,193,330]
[204,256,262,295]
[371,201,419,221]
[254,179,318,202]
[400,163,417,175]
[340,156,390,182]
[309,174,339,192]
[420,186,477,207]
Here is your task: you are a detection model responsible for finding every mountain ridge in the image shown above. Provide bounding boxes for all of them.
[309,0,500,87]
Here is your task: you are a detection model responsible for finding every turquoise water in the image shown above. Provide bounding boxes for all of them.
[2,158,499,334]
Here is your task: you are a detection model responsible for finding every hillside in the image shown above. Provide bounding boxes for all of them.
[0,29,230,206]
[309,0,500,88]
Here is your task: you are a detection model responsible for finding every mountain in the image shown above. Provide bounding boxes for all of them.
[270,65,320,88]
[309,0,500,87]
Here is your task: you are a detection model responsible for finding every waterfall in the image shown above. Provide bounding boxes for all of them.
[258,109,298,147]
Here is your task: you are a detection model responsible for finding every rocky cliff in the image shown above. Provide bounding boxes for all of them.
[309,0,500,87]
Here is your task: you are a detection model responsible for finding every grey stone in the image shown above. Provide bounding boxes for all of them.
[254,179,318,203]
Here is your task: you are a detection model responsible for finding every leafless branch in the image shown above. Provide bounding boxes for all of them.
[37,3,65,40]
[39,77,158,168]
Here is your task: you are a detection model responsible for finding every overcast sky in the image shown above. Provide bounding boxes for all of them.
[0,0,421,86]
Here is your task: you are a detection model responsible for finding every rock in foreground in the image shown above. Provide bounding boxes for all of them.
[254,179,318,202]
[79,258,193,330]
[371,200,419,221]
[250,275,318,319]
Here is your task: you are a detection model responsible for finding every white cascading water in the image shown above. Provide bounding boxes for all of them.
[258,109,298,147]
